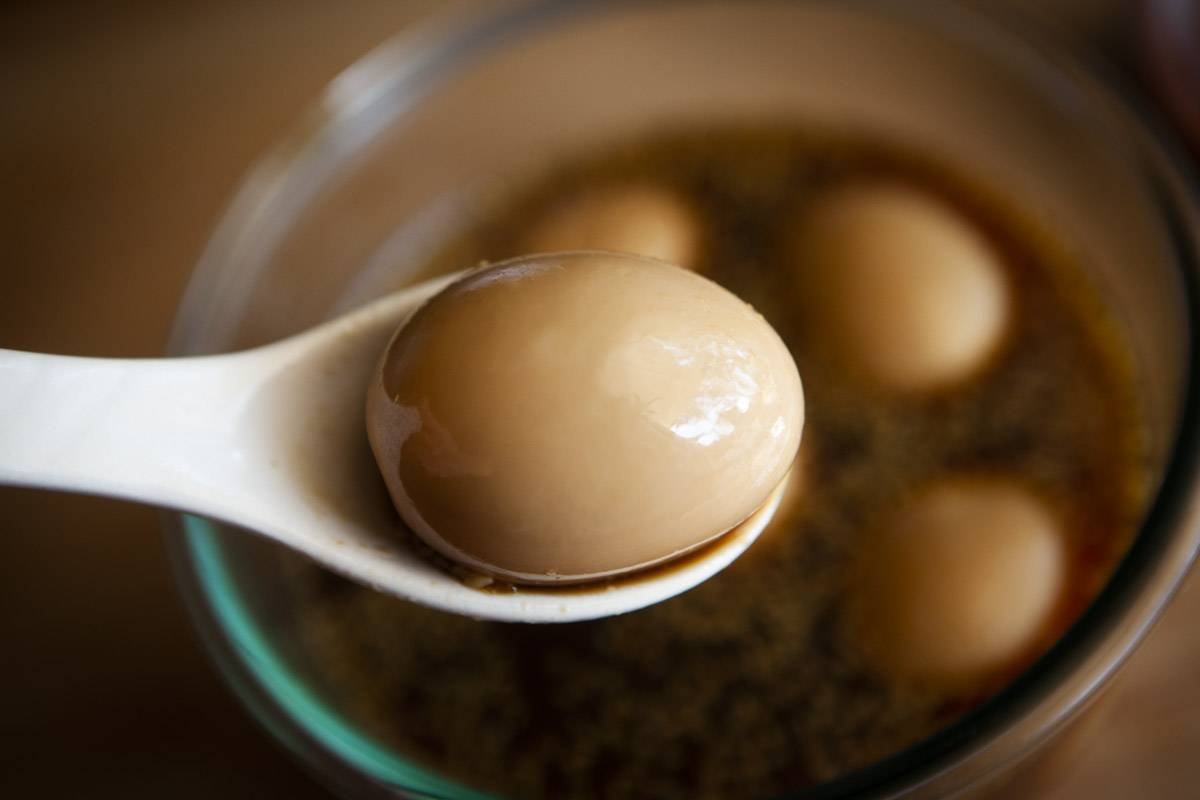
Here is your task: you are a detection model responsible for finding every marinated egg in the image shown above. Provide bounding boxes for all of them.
[844,478,1066,684]
[365,252,804,584]
[518,183,701,270]
[793,183,1010,391]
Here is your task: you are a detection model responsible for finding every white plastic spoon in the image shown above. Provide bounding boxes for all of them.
[0,268,785,623]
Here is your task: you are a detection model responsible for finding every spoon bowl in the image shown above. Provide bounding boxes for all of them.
[0,268,782,623]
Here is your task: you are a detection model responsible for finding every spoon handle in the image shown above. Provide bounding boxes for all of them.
[0,348,262,509]
[0,269,461,518]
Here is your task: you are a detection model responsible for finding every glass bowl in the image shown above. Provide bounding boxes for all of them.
[164,1,1200,798]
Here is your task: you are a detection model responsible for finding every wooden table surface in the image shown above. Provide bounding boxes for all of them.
[1,1,1196,797]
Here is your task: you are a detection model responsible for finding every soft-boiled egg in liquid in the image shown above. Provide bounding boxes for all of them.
[518,183,702,271]
[793,183,1011,391]
[844,477,1066,684]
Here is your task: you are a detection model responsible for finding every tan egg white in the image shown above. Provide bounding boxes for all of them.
[793,183,1010,391]
[844,477,1066,684]
[518,183,702,271]
[365,252,804,584]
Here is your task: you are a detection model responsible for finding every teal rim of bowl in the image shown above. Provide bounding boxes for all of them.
[182,514,500,800]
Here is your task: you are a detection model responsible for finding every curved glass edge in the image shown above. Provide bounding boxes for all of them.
[165,0,584,358]
[158,1,1200,799]
[797,12,1200,800]
[157,3,608,798]
[168,514,501,800]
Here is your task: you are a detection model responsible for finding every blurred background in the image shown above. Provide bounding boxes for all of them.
[0,1,1196,797]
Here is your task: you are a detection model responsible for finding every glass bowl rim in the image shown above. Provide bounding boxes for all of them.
[163,1,1200,797]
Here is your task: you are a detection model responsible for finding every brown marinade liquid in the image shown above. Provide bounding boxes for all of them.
[291,126,1147,800]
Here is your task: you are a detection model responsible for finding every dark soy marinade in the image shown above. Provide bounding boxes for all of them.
[289,127,1147,800]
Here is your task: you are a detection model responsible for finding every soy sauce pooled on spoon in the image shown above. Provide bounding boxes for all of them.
[366,251,805,585]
